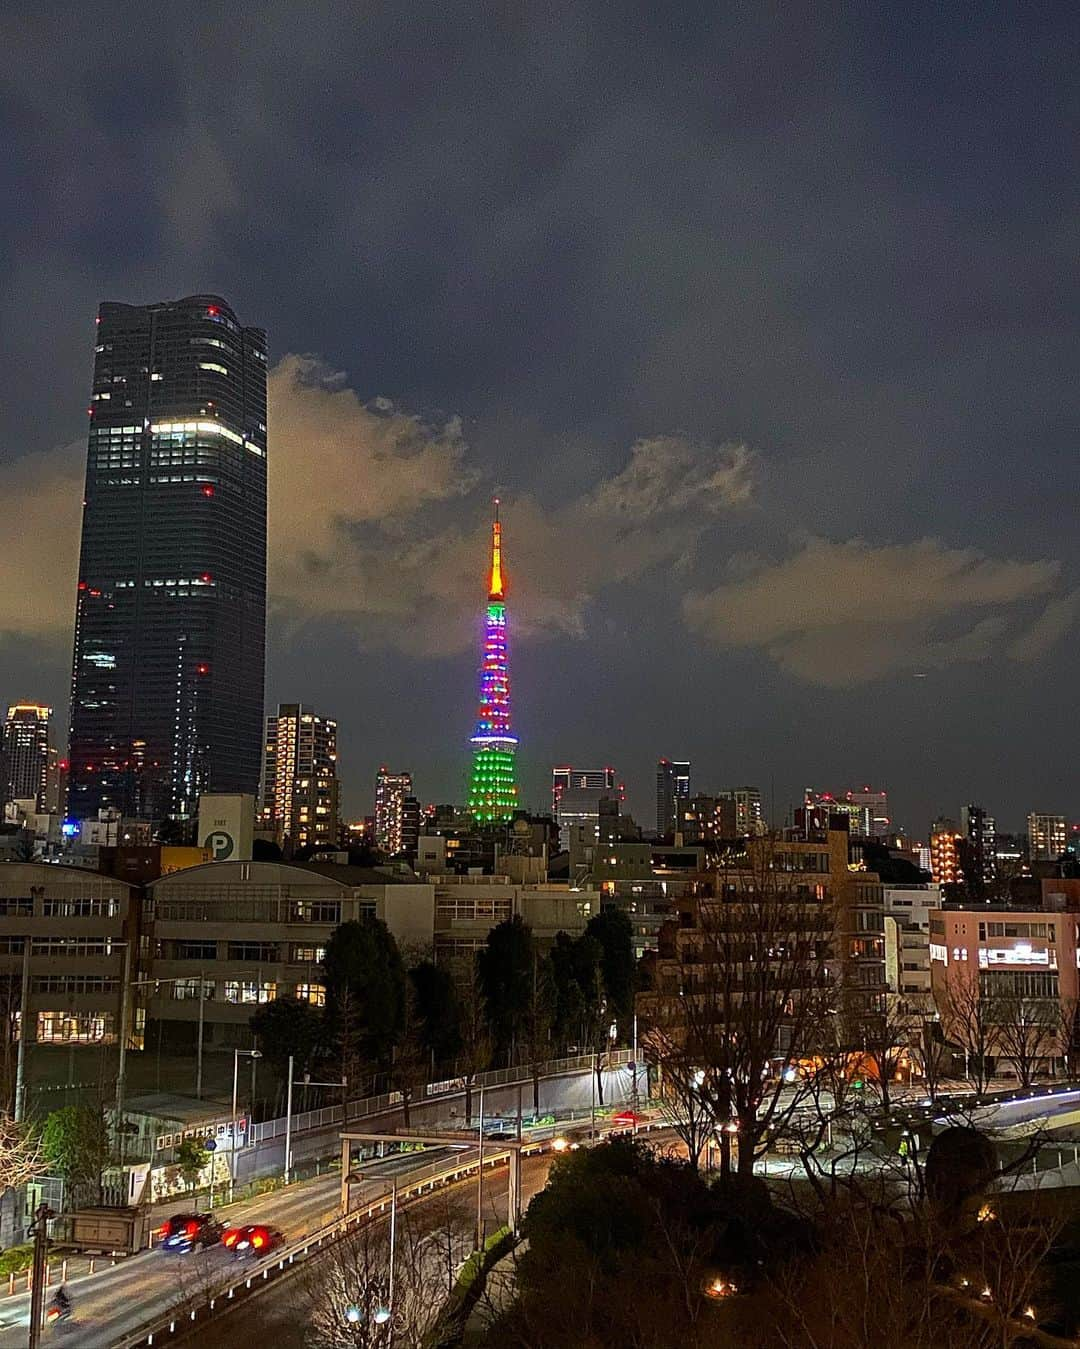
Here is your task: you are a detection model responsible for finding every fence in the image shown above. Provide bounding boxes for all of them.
[250,1049,634,1145]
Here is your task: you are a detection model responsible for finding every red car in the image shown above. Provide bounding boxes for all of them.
[221,1224,285,1258]
[611,1110,642,1132]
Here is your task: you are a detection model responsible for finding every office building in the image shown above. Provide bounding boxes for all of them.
[1028,813,1067,863]
[552,766,617,813]
[655,759,690,836]
[146,860,433,1050]
[260,704,339,850]
[375,769,412,854]
[931,902,1076,1078]
[1,704,51,810]
[553,767,622,849]
[804,787,889,839]
[0,864,141,1053]
[68,295,267,824]
[466,501,519,822]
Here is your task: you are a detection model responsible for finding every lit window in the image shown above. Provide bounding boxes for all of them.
[197,362,228,376]
[296,983,326,1007]
[150,372,163,381]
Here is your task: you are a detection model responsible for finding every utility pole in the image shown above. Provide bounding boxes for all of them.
[114,940,134,1172]
[27,1202,53,1349]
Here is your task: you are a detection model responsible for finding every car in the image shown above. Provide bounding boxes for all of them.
[158,1212,224,1253]
[611,1110,642,1131]
[221,1224,286,1258]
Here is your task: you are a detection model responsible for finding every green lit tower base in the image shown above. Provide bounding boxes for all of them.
[467,502,518,822]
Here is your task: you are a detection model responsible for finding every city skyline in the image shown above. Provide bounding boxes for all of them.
[3,6,1080,835]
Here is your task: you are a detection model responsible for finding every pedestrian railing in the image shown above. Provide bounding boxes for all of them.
[250,1049,634,1144]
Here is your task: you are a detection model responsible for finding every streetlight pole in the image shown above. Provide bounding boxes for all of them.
[195,972,205,1100]
[230,1048,261,1202]
[284,1067,346,1185]
[14,939,31,1123]
[475,1082,485,1250]
[387,1175,397,1323]
[284,1054,294,1185]
[114,939,133,1127]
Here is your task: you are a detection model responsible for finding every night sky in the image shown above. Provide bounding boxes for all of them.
[2,4,1078,835]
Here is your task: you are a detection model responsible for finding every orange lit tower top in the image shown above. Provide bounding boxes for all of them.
[467,499,518,822]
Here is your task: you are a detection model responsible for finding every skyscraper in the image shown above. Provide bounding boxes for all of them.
[467,501,518,822]
[68,295,267,822]
[1,704,51,810]
[375,768,412,854]
[655,758,690,836]
[260,704,340,849]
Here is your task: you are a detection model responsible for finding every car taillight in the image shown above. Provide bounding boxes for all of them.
[185,1220,199,1236]
[223,1230,238,1248]
[251,1229,266,1249]
[46,1309,60,1323]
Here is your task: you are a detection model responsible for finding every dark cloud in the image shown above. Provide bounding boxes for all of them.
[2,2,1079,831]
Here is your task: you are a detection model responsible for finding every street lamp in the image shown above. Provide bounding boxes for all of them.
[284,1053,347,1184]
[230,1048,261,1200]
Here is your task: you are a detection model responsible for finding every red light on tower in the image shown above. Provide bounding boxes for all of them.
[206,305,219,316]
[196,663,209,675]
[201,485,215,498]
[200,572,212,583]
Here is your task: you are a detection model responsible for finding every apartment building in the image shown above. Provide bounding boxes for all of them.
[883,882,942,1008]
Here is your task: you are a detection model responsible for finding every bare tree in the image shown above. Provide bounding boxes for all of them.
[0,1113,40,1191]
[861,992,920,1112]
[989,994,1057,1089]
[643,1029,712,1170]
[1057,994,1080,1080]
[940,976,995,1094]
[639,838,836,1178]
[300,1191,473,1346]
[750,1192,1061,1349]
[450,955,491,1126]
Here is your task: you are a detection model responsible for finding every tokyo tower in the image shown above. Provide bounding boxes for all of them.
[467,500,519,821]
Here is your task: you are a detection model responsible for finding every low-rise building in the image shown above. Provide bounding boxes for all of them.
[0,864,141,1055]
[930,902,1079,1077]
[146,861,435,1051]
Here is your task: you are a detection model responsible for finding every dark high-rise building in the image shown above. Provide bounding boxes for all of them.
[655,758,690,836]
[68,295,267,822]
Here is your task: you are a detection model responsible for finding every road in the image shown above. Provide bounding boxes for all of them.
[189,1148,563,1349]
[0,1148,469,1349]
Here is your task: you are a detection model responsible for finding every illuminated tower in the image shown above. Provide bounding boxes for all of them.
[467,500,518,822]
